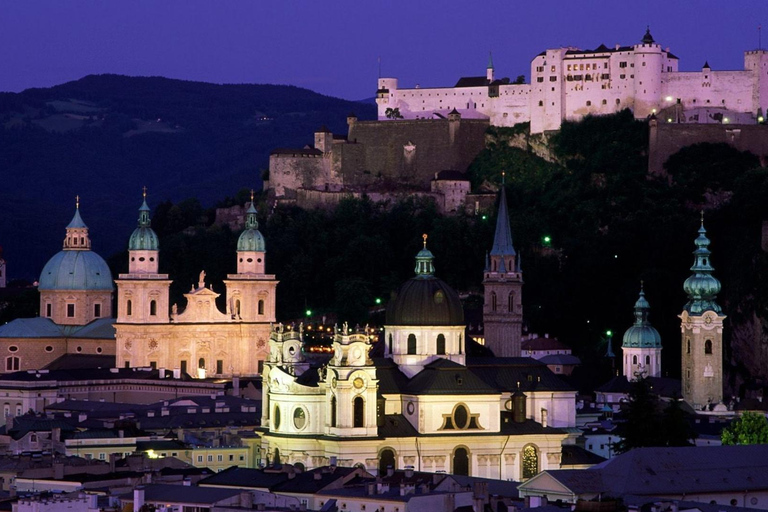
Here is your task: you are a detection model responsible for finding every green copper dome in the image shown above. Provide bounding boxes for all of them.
[683,218,722,315]
[237,201,265,252]
[622,284,661,348]
[386,235,464,326]
[128,197,159,251]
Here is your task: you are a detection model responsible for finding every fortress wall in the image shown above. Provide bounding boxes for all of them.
[648,121,768,175]
[663,70,753,111]
[268,153,329,196]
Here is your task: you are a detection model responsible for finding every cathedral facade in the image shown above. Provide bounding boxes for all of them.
[115,193,275,377]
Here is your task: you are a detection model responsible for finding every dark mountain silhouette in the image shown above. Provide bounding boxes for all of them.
[0,74,375,281]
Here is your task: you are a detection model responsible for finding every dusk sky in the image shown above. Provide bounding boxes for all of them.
[2,1,767,101]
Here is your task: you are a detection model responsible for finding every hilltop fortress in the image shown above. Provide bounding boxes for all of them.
[377,29,768,133]
[268,30,768,207]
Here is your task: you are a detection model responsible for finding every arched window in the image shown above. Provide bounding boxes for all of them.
[388,334,393,355]
[491,292,497,312]
[379,449,396,475]
[645,355,650,365]
[235,300,241,316]
[273,447,281,465]
[453,447,469,476]
[353,396,364,428]
[522,444,539,479]
[686,339,691,354]
[330,396,337,427]
[508,292,515,312]
[705,339,713,355]
[633,355,638,365]
[407,334,417,355]
[149,300,157,316]
[436,334,446,355]
[127,300,132,316]
[258,300,264,315]
[5,357,19,372]
[198,358,205,369]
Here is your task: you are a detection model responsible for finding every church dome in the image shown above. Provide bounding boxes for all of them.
[622,284,661,348]
[237,200,266,252]
[39,251,113,291]
[386,236,464,326]
[39,205,113,291]
[128,197,159,251]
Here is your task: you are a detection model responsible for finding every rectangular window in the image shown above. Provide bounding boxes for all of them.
[181,360,188,375]
[239,455,245,461]
[229,455,234,461]
[216,360,223,374]
[257,360,264,374]
[67,304,75,318]
[99,453,106,460]
[619,61,627,68]
[94,303,101,318]
[217,455,223,462]
[46,304,52,317]
[150,361,157,369]
[536,77,543,83]
[197,455,203,463]
[549,76,557,82]
[208,455,213,462]
[125,361,130,368]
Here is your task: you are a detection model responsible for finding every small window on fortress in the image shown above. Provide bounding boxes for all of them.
[602,99,607,105]
[586,101,592,106]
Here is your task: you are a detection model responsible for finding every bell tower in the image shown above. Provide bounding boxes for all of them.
[680,214,725,409]
[621,283,662,380]
[483,182,523,357]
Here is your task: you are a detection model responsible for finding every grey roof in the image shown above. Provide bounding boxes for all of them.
[379,414,419,437]
[272,466,360,493]
[0,317,115,340]
[466,357,576,393]
[596,376,681,398]
[539,354,581,365]
[454,76,490,88]
[121,483,243,505]
[3,416,77,440]
[373,358,410,394]
[561,444,606,466]
[45,354,116,370]
[405,359,498,395]
[198,466,290,490]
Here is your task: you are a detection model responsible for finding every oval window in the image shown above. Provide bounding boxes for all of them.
[454,404,469,429]
[274,406,281,430]
[139,257,145,262]
[8,346,18,353]
[96,347,103,354]
[45,346,54,353]
[76,346,83,353]
[434,291,445,304]
[247,258,253,263]
[293,407,307,429]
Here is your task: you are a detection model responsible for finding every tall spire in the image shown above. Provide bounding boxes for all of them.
[490,185,516,257]
[63,196,90,250]
[245,189,259,230]
[138,186,151,228]
[487,52,494,70]
[683,212,722,315]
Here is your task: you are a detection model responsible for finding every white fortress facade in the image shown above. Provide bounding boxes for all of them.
[376,30,768,133]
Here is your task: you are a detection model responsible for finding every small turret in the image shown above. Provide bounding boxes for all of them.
[236,191,266,275]
[641,26,655,45]
[128,187,160,274]
[63,196,91,250]
[487,52,495,82]
[622,282,662,379]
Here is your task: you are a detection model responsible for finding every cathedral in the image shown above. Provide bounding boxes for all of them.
[258,189,578,479]
[115,191,276,377]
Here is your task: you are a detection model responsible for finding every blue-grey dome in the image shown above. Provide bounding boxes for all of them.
[128,198,159,251]
[39,250,113,291]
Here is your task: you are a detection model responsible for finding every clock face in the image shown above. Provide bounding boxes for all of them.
[353,377,364,389]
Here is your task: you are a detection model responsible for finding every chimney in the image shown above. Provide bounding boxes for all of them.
[6,416,13,431]
[173,368,181,379]
[54,462,64,480]
[52,427,61,443]
[109,453,118,473]
[183,477,191,487]
[232,376,240,397]
[133,486,145,512]
[78,413,87,423]
[329,456,337,468]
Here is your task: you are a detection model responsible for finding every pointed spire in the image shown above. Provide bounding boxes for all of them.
[642,26,655,44]
[138,187,151,228]
[414,234,435,278]
[632,281,651,326]
[703,61,711,69]
[683,212,722,314]
[487,52,494,70]
[63,196,90,250]
[490,186,516,257]
[66,195,87,229]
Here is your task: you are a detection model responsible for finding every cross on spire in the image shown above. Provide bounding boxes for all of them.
[250,189,255,202]
[75,195,80,209]
[142,186,147,198]
[422,233,428,248]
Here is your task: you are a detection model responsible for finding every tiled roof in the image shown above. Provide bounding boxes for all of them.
[561,444,606,466]
[539,354,581,365]
[466,357,576,393]
[272,466,360,493]
[198,466,290,490]
[0,318,63,338]
[454,76,490,88]
[44,354,116,370]
[521,337,570,352]
[121,483,243,505]
[405,359,498,395]
[379,414,419,438]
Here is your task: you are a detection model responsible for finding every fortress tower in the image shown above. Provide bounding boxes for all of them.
[680,215,725,409]
[483,186,523,357]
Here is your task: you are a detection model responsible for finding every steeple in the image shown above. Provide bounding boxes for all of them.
[235,190,266,274]
[482,179,523,357]
[128,187,160,255]
[683,213,722,315]
[414,234,435,278]
[244,190,259,230]
[63,196,91,250]
[641,26,655,44]
[486,52,495,82]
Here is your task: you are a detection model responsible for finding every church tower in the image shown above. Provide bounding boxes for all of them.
[483,185,523,357]
[621,283,662,380]
[116,189,171,325]
[223,192,277,323]
[680,215,725,409]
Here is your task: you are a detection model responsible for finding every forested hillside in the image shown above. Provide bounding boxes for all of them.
[0,75,375,280]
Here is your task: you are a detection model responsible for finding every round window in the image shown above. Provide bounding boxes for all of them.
[247,258,253,263]
[257,258,262,263]
[96,347,103,354]
[406,402,415,415]
[45,346,54,353]
[293,407,307,429]
[239,258,243,263]
[8,346,18,353]
[76,346,83,353]
[288,346,296,356]
[149,257,155,262]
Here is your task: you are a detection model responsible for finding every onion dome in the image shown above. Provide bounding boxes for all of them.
[128,189,159,251]
[237,192,265,252]
[622,283,661,348]
[386,235,464,326]
[683,215,722,315]
[39,199,113,291]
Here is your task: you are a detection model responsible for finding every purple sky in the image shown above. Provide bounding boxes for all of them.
[2,1,767,101]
